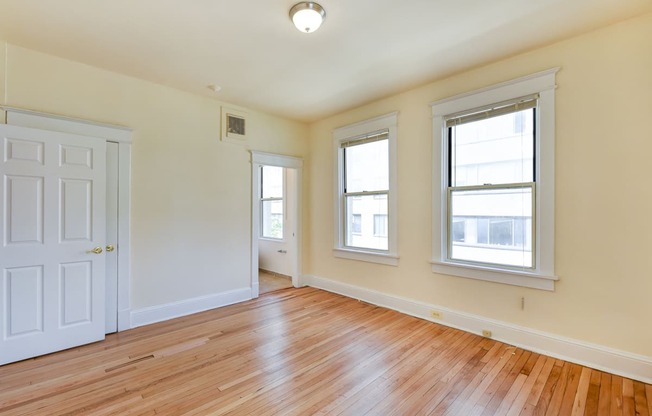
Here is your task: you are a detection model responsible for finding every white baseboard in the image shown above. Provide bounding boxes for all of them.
[302,274,652,384]
[130,288,252,328]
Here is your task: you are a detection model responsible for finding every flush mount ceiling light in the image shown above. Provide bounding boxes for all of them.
[289,2,326,33]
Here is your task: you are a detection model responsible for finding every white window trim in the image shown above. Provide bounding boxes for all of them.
[430,69,559,290]
[333,112,399,266]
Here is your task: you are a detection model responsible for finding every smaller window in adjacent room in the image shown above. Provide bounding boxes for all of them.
[333,112,398,266]
[261,165,284,239]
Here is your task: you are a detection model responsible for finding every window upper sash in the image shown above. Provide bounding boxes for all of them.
[340,130,389,148]
[445,94,538,128]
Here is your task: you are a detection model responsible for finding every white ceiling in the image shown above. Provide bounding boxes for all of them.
[0,0,650,122]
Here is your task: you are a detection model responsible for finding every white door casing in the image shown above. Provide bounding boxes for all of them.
[105,142,119,333]
[1,124,106,365]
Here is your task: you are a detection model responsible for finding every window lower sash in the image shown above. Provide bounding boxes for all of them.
[447,182,535,270]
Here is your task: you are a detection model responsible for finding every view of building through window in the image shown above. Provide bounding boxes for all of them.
[448,107,534,268]
[261,165,283,239]
[344,136,389,250]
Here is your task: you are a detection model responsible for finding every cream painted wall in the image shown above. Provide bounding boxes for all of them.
[1,44,308,309]
[306,13,652,357]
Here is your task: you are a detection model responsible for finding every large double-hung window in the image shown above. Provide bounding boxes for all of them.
[447,96,536,269]
[431,69,558,290]
[333,112,398,266]
[342,132,389,250]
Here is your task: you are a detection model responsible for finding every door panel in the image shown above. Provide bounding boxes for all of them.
[0,124,106,365]
[60,179,92,241]
[5,175,44,244]
[60,261,92,326]
[5,266,44,336]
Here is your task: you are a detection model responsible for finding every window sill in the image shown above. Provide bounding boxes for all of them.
[430,260,557,291]
[334,248,399,266]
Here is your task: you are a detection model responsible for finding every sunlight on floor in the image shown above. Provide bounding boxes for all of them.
[259,269,292,294]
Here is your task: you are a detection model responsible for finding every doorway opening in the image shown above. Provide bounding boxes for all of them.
[250,152,303,297]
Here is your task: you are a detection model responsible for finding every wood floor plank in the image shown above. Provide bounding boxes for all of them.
[530,360,563,416]
[480,350,533,415]
[516,356,555,415]
[597,372,612,415]
[584,370,602,415]
[558,363,584,415]
[0,287,648,415]
[611,375,624,416]
[505,354,547,416]
[570,367,591,415]
[622,378,636,415]
[634,381,650,416]
[449,344,517,415]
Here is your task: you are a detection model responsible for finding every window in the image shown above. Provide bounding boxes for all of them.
[374,214,388,237]
[431,69,558,290]
[261,165,284,239]
[448,101,535,269]
[352,214,362,234]
[343,136,388,250]
[333,112,398,266]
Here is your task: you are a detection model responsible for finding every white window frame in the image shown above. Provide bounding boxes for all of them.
[431,69,559,290]
[333,112,399,266]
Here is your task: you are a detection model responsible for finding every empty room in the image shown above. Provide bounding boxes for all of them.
[0,0,651,414]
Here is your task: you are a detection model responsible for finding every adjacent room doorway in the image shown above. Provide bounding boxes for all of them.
[250,152,302,297]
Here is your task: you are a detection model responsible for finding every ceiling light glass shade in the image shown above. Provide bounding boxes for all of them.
[290,2,326,33]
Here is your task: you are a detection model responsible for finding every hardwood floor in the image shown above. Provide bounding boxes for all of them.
[259,269,293,294]
[0,287,650,415]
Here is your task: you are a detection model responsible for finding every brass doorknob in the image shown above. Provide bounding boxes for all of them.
[106,244,115,252]
[86,247,103,254]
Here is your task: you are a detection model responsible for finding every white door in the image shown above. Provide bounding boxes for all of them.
[0,124,106,365]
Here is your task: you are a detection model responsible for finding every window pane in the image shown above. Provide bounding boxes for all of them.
[374,214,388,237]
[345,194,388,250]
[262,166,283,198]
[345,139,388,193]
[452,219,465,243]
[490,219,513,246]
[262,200,283,239]
[450,109,534,187]
[352,214,362,234]
[449,186,532,268]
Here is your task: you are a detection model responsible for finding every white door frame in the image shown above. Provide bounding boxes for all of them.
[251,151,303,298]
[3,106,133,331]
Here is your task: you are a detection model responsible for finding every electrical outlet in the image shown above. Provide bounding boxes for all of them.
[482,330,492,338]
[430,310,443,319]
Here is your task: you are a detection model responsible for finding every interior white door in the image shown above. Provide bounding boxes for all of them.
[0,124,106,365]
